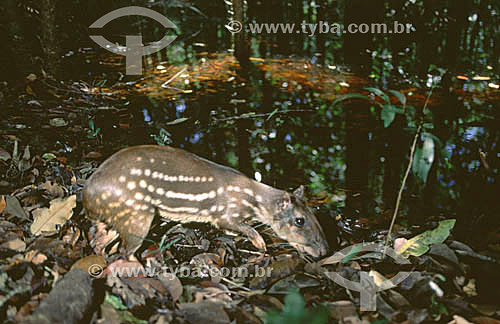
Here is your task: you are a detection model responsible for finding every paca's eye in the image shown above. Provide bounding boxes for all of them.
[294,217,305,227]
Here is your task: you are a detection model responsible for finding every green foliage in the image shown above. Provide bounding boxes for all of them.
[381,104,397,128]
[87,120,101,139]
[151,128,172,145]
[265,291,329,324]
[431,295,449,318]
[105,293,127,311]
[397,219,456,257]
[333,88,406,128]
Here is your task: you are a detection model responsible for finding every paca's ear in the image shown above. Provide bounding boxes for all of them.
[276,193,291,212]
[293,185,305,200]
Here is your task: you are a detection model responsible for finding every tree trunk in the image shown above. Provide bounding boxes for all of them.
[343,0,383,216]
[40,0,60,78]
[233,0,250,69]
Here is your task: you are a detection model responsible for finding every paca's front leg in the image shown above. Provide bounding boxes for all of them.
[217,219,267,251]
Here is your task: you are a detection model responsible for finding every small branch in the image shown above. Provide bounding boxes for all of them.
[161,66,188,88]
[383,83,437,258]
[383,124,422,258]
[214,109,315,123]
[479,151,492,172]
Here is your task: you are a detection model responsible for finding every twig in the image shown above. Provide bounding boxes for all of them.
[220,277,251,291]
[383,85,435,258]
[214,109,315,123]
[383,124,421,258]
[161,66,188,88]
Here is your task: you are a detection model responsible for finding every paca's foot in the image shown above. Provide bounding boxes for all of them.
[218,220,267,252]
[89,221,119,255]
[247,229,267,251]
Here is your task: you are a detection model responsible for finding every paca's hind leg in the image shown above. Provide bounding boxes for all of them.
[112,210,155,254]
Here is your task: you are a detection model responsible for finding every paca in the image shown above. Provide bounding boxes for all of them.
[82,145,328,257]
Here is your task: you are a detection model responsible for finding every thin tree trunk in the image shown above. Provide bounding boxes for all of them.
[233,0,250,69]
[40,0,60,77]
[343,0,383,215]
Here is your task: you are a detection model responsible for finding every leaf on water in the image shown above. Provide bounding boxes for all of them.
[30,195,76,235]
[166,117,189,125]
[396,219,456,257]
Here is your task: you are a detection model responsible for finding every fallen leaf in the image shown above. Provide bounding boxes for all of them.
[32,252,48,264]
[450,315,474,324]
[179,301,230,324]
[326,300,359,322]
[18,145,32,172]
[0,147,11,161]
[1,238,26,252]
[158,272,183,302]
[40,181,66,198]
[0,195,5,213]
[471,316,500,324]
[26,73,37,81]
[30,195,76,235]
[105,259,145,278]
[397,219,456,257]
[50,118,68,127]
[85,151,102,159]
[71,255,107,277]
[4,195,30,220]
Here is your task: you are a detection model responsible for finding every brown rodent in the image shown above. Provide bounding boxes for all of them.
[82,145,328,257]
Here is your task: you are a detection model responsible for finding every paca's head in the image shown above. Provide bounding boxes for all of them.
[270,186,328,257]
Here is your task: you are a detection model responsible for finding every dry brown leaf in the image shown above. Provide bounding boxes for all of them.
[24,250,48,264]
[449,315,474,324]
[30,195,76,235]
[326,300,359,322]
[0,195,5,213]
[104,259,144,278]
[472,316,500,324]
[71,255,107,277]
[4,195,29,220]
[179,301,230,324]
[1,238,26,252]
[249,256,302,289]
[18,145,32,172]
[99,301,123,324]
[158,272,183,303]
[40,181,66,198]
